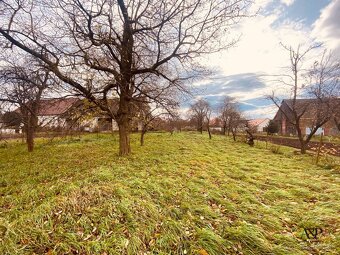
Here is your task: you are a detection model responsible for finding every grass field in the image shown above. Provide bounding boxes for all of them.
[0,132,339,255]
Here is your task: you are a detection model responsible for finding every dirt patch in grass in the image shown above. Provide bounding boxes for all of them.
[255,135,340,156]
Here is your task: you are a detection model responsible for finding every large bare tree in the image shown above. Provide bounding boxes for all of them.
[0,0,252,155]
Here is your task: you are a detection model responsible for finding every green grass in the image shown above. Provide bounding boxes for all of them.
[0,132,339,255]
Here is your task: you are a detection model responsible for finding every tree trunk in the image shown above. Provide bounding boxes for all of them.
[117,105,131,155]
[197,119,203,134]
[26,124,34,152]
[140,128,146,146]
[232,129,236,141]
[118,120,130,155]
[300,141,307,154]
[296,125,306,154]
[118,4,134,156]
[246,129,254,146]
[25,114,37,152]
[222,125,226,135]
[207,126,212,139]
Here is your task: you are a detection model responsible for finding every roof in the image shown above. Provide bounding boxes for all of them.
[248,118,270,127]
[210,117,222,127]
[37,98,80,116]
[283,98,339,117]
[273,98,340,121]
[284,99,316,111]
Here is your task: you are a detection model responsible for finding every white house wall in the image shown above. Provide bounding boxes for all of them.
[38,115,66,128]
[112,119,119,131]
[0,127,18,134]
[257,119,270,132]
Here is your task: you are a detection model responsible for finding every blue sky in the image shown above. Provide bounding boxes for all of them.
[185,0,340,119]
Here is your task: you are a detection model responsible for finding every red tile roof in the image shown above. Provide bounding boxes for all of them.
[248,118,269,127]
[37,98,80,116]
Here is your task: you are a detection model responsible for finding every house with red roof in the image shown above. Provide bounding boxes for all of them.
[1,98,119,133]
[36,98,119,132]
[247,118,270,133]
[273,99,340,136]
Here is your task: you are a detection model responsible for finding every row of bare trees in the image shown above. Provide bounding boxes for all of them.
[0,0,252,155]
[188,97,246,140]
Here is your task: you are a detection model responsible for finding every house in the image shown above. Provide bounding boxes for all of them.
[273,99,339,136]
[0,98,119,133]
[0,112,22,134]
[37,98,119,132]
[0,118,16,134]
[247,118,270,133]
[2,97,147,133]
[210,117,223,132]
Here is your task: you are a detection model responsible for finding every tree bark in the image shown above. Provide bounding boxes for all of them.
[26,124,34,152]
[297,135,307,154]
[300,142,307,154]
[25,114,37,152]
[118,119,131,156]
[117,96,131,155]
[232,129,236,141]
[140,128,146,146]
[207,126,212,139]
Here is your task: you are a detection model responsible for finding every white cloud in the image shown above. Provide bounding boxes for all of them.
[312,0,340,56]
[204,8,313,77]
[190,0,339,119]
[280,0,295,6]
[251,0,273,11]
[243,104,278,119]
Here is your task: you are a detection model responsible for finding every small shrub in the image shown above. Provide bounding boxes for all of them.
[319,155,340,171]
[0,142,8,149]
[265,120,279,134]
[270,145,281,154]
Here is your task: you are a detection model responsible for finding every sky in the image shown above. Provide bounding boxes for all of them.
[187,0,340,119]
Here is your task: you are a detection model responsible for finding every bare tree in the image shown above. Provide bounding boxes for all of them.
[0,56,55,151]
[229,108,245,141]
[138,102,178,146]
[307,50,340,132]
[206,103,212,139]
[0,0,252,155]
[218,96,245,140]
[189,98,210,134]
[163,114,187,134]
[268,44,339,154]
[219,96,236,135]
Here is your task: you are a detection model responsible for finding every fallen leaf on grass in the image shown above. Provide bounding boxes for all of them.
[198,249,209,255]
